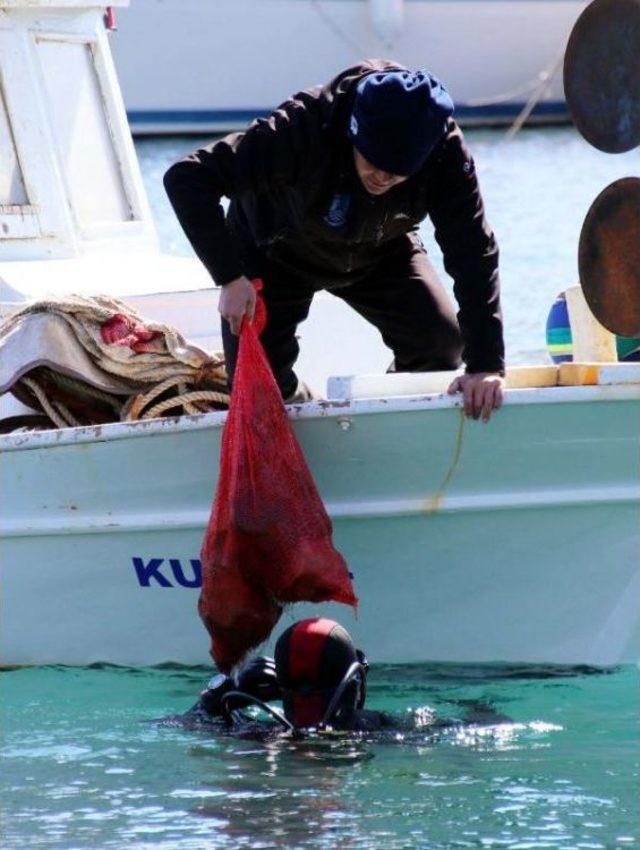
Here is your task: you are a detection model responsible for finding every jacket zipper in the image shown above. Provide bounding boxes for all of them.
[376,211,389,245]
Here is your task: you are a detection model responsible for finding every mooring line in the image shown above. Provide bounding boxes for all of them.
[423,408,466,513]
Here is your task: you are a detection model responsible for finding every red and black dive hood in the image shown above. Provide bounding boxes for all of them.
[274,618,366,728]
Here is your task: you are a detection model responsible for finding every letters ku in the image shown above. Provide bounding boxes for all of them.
[133,557,202,588]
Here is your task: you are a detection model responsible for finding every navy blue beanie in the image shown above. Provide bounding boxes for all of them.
[349,70,454,176]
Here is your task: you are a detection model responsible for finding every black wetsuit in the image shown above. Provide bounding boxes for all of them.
[180,698,399,734]
[170,668,510,739]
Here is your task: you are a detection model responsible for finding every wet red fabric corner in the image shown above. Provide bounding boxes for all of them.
[198,281,357,673]
[100,313,162,352]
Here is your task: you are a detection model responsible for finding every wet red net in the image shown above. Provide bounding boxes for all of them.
[199,283,357,673]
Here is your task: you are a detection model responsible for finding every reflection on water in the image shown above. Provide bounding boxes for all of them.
[2,664,638,849]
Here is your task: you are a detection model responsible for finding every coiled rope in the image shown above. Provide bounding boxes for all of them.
[3,294,230,432]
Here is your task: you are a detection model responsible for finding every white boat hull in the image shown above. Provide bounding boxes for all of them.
[2,386,638,668]
[110,0,587,133]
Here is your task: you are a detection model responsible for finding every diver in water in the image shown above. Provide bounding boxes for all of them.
[183,618,389,733]
[180,617,508,736]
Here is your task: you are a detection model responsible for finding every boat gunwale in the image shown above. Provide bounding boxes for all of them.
[1,383,639,453]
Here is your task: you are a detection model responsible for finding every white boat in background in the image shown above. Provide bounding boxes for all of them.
[109,0,587,135]
[1,0,638,669]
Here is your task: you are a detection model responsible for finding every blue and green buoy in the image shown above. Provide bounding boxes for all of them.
[546,293,640,363]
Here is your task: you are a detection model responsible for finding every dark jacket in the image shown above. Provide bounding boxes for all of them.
[163,59,504,373]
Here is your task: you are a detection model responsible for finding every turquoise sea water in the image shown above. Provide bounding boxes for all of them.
[2,664,638,849]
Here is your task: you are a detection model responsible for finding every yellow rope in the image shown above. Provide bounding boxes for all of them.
[422,408,465,513]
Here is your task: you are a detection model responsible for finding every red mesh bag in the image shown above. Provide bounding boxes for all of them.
[199,282,357,673]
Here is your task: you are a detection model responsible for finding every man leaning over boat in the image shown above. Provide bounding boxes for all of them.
[164,59,505,421]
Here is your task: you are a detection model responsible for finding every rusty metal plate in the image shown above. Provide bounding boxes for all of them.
[579,177,640,337]
[564,0,640,153]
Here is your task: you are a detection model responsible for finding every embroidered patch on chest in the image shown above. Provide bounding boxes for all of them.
[324,193,352,228]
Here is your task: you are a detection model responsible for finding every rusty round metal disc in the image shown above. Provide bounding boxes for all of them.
[578,177,640,337]
[564,0,640,153]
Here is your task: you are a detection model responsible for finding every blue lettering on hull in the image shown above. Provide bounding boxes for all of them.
[133,558,202,588]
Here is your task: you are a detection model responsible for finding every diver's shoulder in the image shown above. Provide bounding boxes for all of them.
[351,708,398,732]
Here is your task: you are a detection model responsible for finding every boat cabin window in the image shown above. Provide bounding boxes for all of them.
[35,37,133,230]
[0,84,27,206]
[0,79,39,239]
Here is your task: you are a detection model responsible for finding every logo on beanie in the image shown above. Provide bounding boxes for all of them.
[350,114,358,136]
